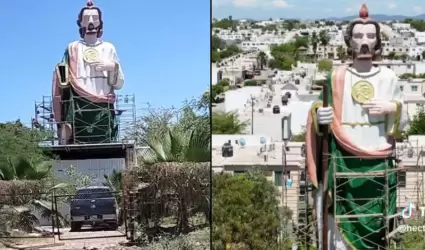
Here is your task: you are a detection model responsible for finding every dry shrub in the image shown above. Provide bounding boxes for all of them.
[0,180,42,206]
[127,162,210,236]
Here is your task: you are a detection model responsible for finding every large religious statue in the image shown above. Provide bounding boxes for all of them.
[306,4,408,249]
[52,0,124,144]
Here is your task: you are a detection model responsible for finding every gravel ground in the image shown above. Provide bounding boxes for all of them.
[0,221,210,250]
[0,227,210,250]
[133,228,210,250]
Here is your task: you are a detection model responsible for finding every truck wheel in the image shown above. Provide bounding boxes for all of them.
[70,222,82,232]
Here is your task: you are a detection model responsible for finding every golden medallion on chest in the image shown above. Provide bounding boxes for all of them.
[351,80,374,104]
[83,48,100,63]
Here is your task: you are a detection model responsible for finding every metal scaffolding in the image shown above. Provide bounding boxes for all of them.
[33,94,136,145]
[331,154,402,249]
[281,144,425,249]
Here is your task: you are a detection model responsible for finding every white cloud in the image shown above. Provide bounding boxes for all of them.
[413,6,423,14]
[345,8,352,13]
[388,3,396,9]
[269,0,292,8]
[212,0,293,9]
[212,0,232,7]
[233,0,257,7]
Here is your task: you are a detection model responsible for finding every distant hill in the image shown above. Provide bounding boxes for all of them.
[327,14,425,21]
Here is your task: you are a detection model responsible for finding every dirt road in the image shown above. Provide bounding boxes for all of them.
[47,227,127,249]
[0,227,129,250]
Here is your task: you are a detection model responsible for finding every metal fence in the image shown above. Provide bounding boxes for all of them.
[0,189,129,244]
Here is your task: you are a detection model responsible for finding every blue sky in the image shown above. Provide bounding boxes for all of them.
[0,0,209,123]
[213,0,425,19]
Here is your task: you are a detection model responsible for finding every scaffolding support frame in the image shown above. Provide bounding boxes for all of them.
[33,94,136,145]
[331,153,404,250]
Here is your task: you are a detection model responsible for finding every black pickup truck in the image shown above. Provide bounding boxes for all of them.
[70,186,118,231]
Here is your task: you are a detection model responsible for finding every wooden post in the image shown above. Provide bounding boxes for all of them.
[320,84,330,250]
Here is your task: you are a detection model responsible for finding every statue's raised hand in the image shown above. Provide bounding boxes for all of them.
[91,61,117,72]
[317,107,333,125]
[362,99,397,115]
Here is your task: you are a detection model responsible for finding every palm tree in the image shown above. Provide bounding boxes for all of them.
[0,156,68,231]
[140,128,209,233]
[103,169,123,192]
[257,52,268,70]
[0,156,51,180]
[311,32,318,61]
[103,169,124,225]
[142,128,210,164]
[319,30,331,59]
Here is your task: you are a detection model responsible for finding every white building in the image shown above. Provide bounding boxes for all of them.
[212,134,425,223]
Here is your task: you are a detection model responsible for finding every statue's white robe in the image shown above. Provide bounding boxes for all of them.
[70,40,124,97]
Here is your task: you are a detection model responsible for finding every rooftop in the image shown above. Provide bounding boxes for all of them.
[212,134,425,169]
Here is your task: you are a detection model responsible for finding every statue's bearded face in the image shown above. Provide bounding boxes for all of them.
[350,23,377,59]
[81,9,100,35]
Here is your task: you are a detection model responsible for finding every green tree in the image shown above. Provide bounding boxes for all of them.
[400,54,408,61]
[399,73,416,79]
[137,100,210,234]
[103,169,125,226]
[0,156,72,230]
[336,45,346,60]
[311,32,319,61]
[212,18,236,29]
[294,36,309,49]
[212,84,225,102]
[405,19,425,32]
[292,128,306,142]
[212,79,231,102]
[212,170,281,249]
[270,42,299,70]
[257,51,268,70]
[211,36,242,62]
[177,96,210,135]
[244,80,258,86]
[319,30,330,58]
[142,128,210,164]
[212,35,225,51]
[268,59,281,69]
[0,121,50,165]
[212,112,248,134]
[285,21,295,30]
[129,95,209,145]
[407,107,425,136]
[317,59,332,72]
[0,156,51,181]
[132,94,210,163]
[282,57,296,70]
[422,51,425,60]
[212,51,221,63]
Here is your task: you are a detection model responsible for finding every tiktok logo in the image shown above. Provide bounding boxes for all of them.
[402,202,414,219]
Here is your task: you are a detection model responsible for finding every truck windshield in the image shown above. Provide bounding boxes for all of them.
[74,188,113,199]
